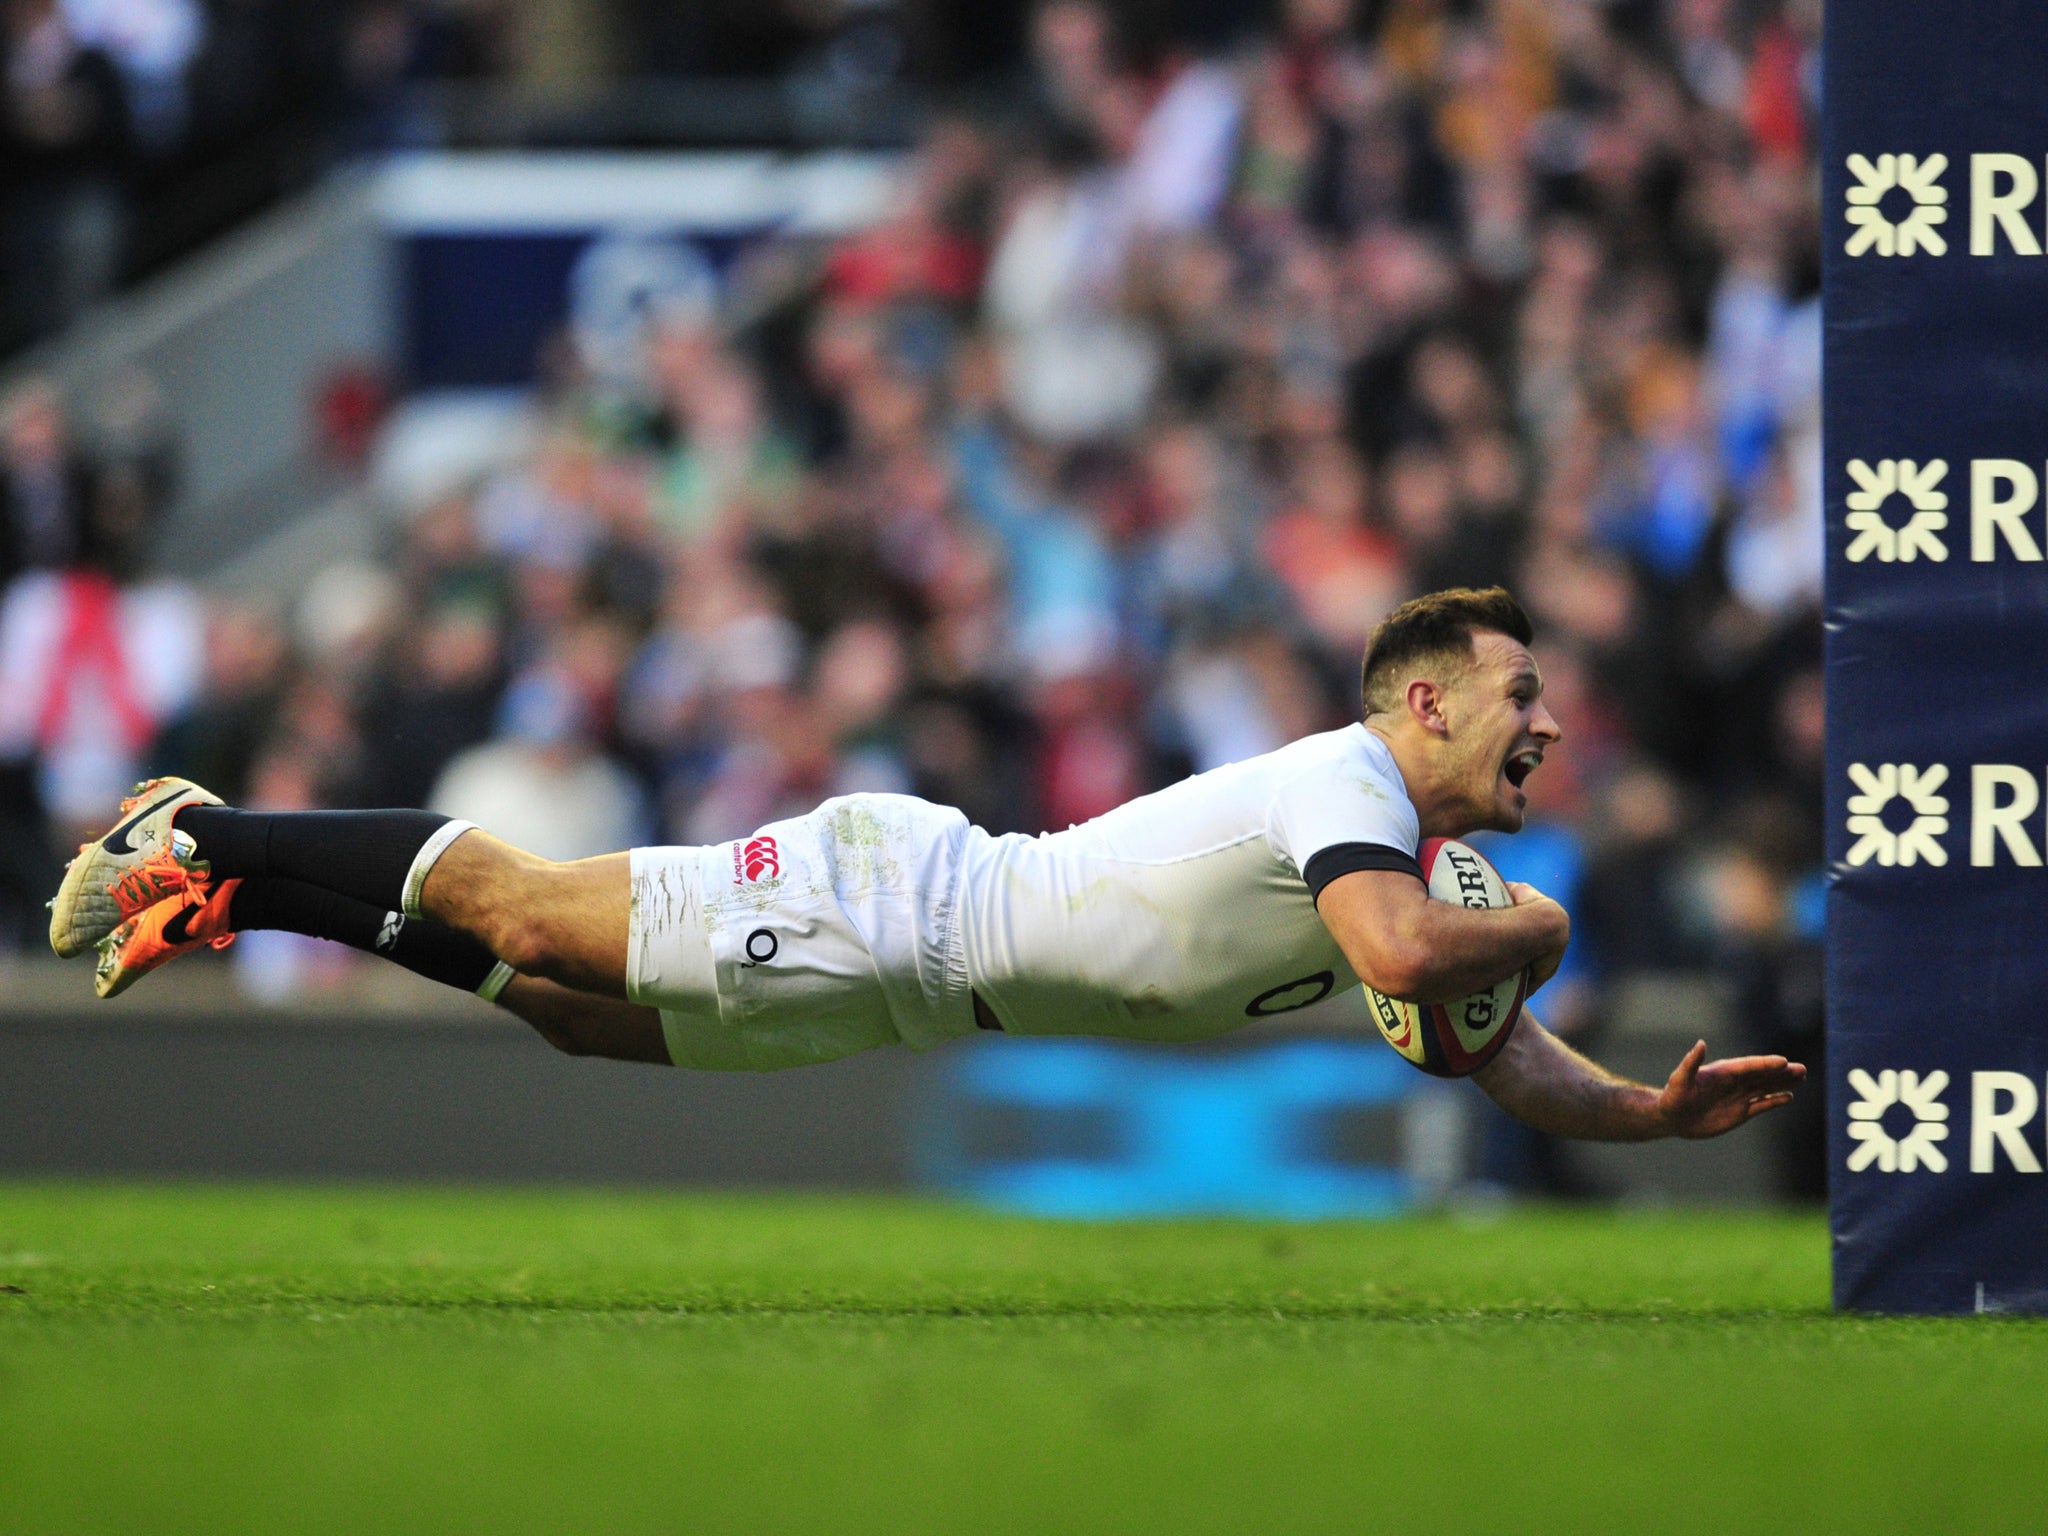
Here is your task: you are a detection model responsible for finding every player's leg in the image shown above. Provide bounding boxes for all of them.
[414,832,630,999]
[494,975,671,1064]
[95,874,509,1001]
[54,788,631,999]
[96,873,670,1063]
[164,809,630,996]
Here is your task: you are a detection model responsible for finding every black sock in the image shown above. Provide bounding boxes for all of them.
[227,877,501,995]
[177,808,454,913]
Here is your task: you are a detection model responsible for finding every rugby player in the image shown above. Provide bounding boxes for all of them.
[48,587,1803,1143]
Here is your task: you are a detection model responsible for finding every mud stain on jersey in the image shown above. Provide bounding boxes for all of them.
[631,865,692,938]
[1061,871,1164,917]
[721,877,789,918]
[827,802,900,891]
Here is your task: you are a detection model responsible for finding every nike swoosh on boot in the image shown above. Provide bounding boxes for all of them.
[159,901,202,946]
[100,789,188,856]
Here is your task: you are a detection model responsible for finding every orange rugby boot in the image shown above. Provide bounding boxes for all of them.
[92,878,241,1000]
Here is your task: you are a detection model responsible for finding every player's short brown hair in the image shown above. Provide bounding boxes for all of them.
[1359,587,1534,718]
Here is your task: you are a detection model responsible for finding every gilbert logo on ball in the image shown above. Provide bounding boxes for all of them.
[734,835,782,885]
[1363,839,1529,1078]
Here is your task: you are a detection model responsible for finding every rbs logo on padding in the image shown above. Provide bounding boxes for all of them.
[1846,1068,2048,1175]
[1839,458,2048,564]
[1845,762,2048,868]
[1844,152,2048,258]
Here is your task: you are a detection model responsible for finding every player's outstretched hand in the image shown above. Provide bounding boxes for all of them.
[1655,1040,1806,1140]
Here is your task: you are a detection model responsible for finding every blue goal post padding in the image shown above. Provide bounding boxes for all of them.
[1827,0,2048,1313]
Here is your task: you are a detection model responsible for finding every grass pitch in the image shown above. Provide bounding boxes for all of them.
[0,1186,2042,1534]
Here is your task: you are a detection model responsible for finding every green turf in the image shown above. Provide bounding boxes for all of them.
[0,1185,2041,1535]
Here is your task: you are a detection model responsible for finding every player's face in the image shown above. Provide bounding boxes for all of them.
[1443,632,1562,833]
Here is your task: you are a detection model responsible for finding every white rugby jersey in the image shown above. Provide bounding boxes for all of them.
[957,723,1422,1040]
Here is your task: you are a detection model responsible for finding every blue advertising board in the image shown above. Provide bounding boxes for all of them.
[916,1037,1432,1220]
[1826,0,2048,1312]
[373,152,898,388]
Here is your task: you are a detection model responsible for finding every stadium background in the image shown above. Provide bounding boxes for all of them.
[17,6,2047,1533]
[1,0,1822,1207]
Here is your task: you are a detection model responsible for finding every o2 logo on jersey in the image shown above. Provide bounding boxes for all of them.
[734,835,782,884]
[1244,971,1336,1018]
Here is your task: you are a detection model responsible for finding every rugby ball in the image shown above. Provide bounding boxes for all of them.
[1363,838,1529,1078]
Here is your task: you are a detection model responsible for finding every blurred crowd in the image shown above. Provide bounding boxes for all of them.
[1,0,1826,1195]
[2,0,605,352]
[1,0,1029,353]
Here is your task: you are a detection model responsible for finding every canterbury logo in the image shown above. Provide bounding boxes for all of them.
[376,912,405,953]
[734,836,781,884]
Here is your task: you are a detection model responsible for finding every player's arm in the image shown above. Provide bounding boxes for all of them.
[1315,868,1569,1004]
[496,975,673,1064]
[1474,1011,1806,1141]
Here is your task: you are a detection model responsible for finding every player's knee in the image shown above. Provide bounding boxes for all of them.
[489,920,563,982]
[483,909,565,978]
[485,862,614,987]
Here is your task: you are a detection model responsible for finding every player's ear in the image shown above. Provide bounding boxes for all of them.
[1405,676,1449,736]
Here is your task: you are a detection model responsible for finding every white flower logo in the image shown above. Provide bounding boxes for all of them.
[1845,763,1949,867]
[1844,459,1949,562]
[1846,1068,1950,1172]
[1844,153,1949,257]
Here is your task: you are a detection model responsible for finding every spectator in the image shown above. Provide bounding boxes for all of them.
[0,544,203,837]
[0,375,197,850]
[429,652,647,864]
[357,599,504,810]
[1261,434,1403,656]
[2,0,131,344]
[0,377,90,581]
[59,0,205,150]
[149,597,287,806]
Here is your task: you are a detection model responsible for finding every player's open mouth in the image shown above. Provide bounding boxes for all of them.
[1503,749,1542,790]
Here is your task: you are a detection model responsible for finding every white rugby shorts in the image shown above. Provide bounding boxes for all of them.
[626,793,978,1070]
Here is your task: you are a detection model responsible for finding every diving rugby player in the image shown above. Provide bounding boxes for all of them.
[50,588,1803,1143]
